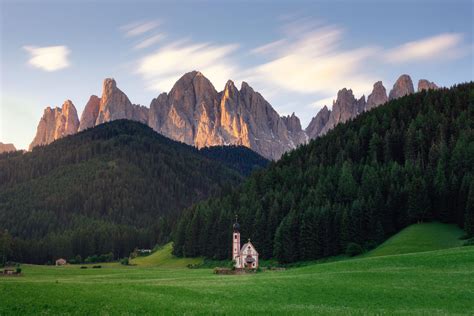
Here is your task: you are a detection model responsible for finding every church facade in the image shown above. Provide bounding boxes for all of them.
[232,219,259,269]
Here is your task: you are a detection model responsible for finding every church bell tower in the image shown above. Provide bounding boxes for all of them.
[232,215,241,263]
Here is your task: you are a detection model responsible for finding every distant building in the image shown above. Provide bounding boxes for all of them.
[232,218,259,269]
[55,258,67,266]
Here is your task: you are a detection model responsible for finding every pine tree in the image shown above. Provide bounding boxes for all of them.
[464,180,474,237]
[337,162,357,204]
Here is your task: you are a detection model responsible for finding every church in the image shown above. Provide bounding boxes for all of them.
[232,218,259,269]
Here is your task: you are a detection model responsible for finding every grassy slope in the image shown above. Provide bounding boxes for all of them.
[1,246,473,315]
[365,222,464,258]
[130,243,203,268]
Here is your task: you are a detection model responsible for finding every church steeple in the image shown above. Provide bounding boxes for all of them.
[233,214,240,233]
[232,215,241,263]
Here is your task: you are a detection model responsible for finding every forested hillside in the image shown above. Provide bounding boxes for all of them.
[0,120,265,264]
[199,146,269,176]
[173,83,474,262]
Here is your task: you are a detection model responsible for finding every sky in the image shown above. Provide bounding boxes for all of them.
[1,0,473,150]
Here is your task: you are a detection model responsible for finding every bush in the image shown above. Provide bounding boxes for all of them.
[92,265,102,269]
[463,238,474,246]
[80,266,87,269]
[15,264,21,274]
[346,243,364,257]
[120,257,129,265]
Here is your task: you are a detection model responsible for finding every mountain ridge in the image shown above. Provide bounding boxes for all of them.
[28,72,439,158]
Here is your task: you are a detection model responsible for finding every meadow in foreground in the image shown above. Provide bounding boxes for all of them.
[1,245,473,315]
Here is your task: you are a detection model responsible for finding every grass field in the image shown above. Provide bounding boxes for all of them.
[365,222,464,257]
[130,243,203,268]
[1,223,473,315]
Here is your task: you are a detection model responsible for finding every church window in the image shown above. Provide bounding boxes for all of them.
[234,235,237,240]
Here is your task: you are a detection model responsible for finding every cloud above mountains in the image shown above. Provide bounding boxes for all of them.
[128,18,468,110]
[385,33,466,63]
[23,45,70,72]
[136,41,239,92]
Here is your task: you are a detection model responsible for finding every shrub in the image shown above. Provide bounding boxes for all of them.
[463,238,474,246]
[15,264,21,274]
[80,266,87,269]
[92,265,102,269]
[120,257,129,265]
[346,243,364,257]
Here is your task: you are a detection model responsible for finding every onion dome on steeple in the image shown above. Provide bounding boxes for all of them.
[233,215,240,232]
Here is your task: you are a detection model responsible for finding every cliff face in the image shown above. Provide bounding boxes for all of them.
[96,78,144,125]
[29,72,437,159]
[319,89,366,136]
[29,100,80,150]
[148,71,300,159]
[389,74,414,100]
[366,81,388,110]
[78,95,100,131]
[306,74,435,141]
[305,106,331,140]
[282,113,308,146]
[0,142,16,153]
[418,79,439,92]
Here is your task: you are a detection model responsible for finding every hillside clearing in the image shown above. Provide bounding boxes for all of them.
[365,222,464,258]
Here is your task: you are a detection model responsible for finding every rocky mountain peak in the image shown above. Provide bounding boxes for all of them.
[79,95,101,131]
[282,112,307,145]
[0,142,16,153]
[418,79,439,92]
[389,74,414,100]
[306,106,331,139]
[103,78,117,92]
[318,88,366,136]
[96,78,134,125]
[366,81,388,110]
[29,100,80,150]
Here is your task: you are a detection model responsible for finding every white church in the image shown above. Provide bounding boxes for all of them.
[232,218,259,269]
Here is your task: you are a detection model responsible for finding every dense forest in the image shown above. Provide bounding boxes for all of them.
[0,120,267,264]
[199,146,269,176]
[173,83,474,263]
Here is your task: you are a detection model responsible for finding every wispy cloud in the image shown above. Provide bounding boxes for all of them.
[251,39,286,55]
[134,34,166,50]
[385,33,465,63]
[244,22,378,97]
[136,41,239,92]
[120,20,161,37]
[23,45,70,72]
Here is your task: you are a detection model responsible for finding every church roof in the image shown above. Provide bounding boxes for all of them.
[240,241,259,256]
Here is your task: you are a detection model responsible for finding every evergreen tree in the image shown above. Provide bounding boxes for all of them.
[464,180,474,237]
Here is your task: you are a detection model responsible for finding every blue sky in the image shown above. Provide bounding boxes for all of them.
[1,0,473,150]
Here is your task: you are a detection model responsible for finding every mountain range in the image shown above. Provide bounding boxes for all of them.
[28,71,438,159]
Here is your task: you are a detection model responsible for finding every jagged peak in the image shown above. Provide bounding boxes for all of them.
[240,81,253,92]
[103,78,117,90]
[224,79,236,89]
[418,79,439,92]
[389,74,414,100]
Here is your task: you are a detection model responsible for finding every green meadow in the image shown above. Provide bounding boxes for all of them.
[1,223,473,315]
